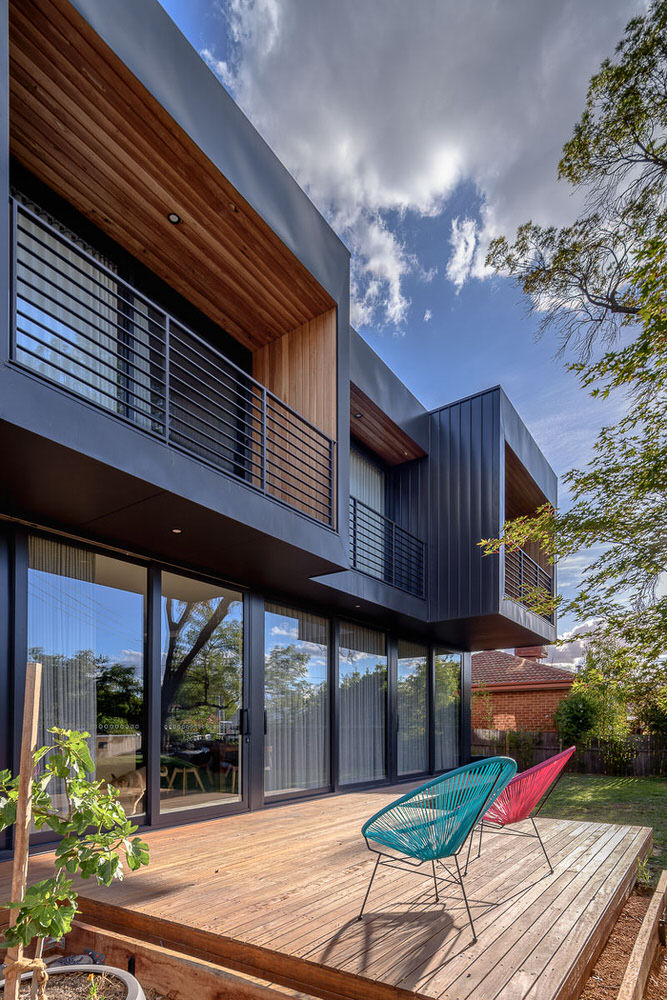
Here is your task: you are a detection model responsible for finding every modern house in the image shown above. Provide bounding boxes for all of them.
[471,647,574,732]
[0,0,557,854]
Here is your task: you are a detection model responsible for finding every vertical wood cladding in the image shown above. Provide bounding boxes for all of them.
[429,389,501,622]
[252,307,337,440]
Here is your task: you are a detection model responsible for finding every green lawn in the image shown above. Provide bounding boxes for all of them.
[539,773,667,880]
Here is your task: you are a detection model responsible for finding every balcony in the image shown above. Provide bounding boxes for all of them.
[10,199,335,527]
[504,546,553,622]
[349,496,425,598]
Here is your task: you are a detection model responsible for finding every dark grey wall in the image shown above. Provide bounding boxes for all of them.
[429,388,502,622]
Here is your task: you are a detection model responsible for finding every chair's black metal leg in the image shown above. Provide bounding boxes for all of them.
[464,825,475,876]
[431,859,439,902]
[477,821,483,859]
[358,855,381,920]
[455,854,477,943]
[531,817,553,873]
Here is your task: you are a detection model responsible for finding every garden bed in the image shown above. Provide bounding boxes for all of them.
[580,888,652,1000]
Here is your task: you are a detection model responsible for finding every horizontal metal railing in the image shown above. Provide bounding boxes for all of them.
[10,198,335,527]
[504,546,553,622]
[349,496,425,598]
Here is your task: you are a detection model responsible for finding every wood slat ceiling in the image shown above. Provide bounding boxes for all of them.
[505,443,549,520]
[350,383,426,466]
[9,0,334,351]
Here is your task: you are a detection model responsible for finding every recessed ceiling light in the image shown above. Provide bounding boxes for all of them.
[354,412,363,419]
[167,212,181,225]
[354,603,361,608]
[171,527,182,534]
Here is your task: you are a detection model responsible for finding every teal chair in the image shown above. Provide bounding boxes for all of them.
[358,757,517,941]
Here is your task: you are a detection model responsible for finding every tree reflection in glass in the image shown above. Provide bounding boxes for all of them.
[160,573,243,812]
[434,650,462,771]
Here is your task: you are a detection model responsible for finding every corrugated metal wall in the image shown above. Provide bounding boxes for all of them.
[429,388,501,621]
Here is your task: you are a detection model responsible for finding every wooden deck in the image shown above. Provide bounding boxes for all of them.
[0,785,652,1000]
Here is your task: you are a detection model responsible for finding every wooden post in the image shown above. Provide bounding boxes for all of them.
[4,661,42,1000]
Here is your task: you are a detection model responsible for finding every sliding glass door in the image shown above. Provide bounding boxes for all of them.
[397,640,428,776]
[264,603,330,796]
[434,649,462,771]
[339,622,387,784]
[160,572,244,813]
[27,536,147,817]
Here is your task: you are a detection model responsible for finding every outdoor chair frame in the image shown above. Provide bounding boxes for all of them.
[465,746,577,876]
[358,757,517,941]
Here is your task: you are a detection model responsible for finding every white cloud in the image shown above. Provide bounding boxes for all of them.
[423,309,432,323]
[201,0,640,325]
[544,619,600,670]
[446,218,478,290]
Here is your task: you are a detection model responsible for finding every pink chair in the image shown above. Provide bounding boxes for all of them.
[466,746,576,874]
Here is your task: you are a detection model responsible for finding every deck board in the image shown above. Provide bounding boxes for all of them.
[0,784,651,1000]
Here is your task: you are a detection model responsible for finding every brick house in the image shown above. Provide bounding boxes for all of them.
[471,647,575,732]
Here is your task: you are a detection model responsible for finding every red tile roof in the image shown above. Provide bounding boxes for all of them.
[472,649,575,688]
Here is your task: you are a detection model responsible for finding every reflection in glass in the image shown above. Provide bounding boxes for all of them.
[397,640,428,775]
[160,573,243,813]
[28,537,146,816]
[339,622,387,784]
[264,604,329,795]
[434,650,461,771]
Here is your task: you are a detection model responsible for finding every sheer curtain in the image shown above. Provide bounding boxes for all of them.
[14,195,163,432]
[29,537,97,751]
[15,197,119,411]
[350,446,386,578]
[339,622,387,784]
[264,604,330,795]
[434,650,461,771]
[28,537,146,816]
[397,639,428,775]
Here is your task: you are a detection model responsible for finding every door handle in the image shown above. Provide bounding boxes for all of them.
[240,708,250,736]
[264,709,268,735]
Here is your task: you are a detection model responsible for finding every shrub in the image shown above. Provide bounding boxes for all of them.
[555,688,601,746]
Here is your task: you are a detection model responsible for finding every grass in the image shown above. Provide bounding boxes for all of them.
[540,773,667,880]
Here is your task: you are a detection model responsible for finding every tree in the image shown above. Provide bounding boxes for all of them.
[482,2,667,698]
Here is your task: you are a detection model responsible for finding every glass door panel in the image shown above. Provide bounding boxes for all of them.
[264,603,330,795]
[339,622,387,784]
[434,650,462,771]
[397,639,428,775]
[160,572,243,813]
[28,537,146,817]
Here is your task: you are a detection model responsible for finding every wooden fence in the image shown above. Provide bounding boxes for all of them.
[472,728,667,777]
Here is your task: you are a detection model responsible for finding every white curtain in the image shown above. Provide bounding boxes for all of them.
[264,604,329,794]
[339,622,387,784]
[350,446,387,579]
[14,196,162,431]
[28,538,97,815]
[397,640,428,775]
[15,199,119,412]
[434,651,461,771]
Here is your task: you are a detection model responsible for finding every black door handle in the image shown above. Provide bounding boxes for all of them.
[240,708,250,736]
[264,709,268,735]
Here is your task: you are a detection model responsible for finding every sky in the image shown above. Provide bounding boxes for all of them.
[158,0,646,666]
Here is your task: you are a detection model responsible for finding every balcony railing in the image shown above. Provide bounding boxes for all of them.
[10,198,335,527]
[349,496,425,598]
[504,546,553,622]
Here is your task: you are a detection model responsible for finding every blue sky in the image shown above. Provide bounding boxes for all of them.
[158,1,643,661]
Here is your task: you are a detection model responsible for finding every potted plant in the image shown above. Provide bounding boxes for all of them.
[0,726,150,999]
